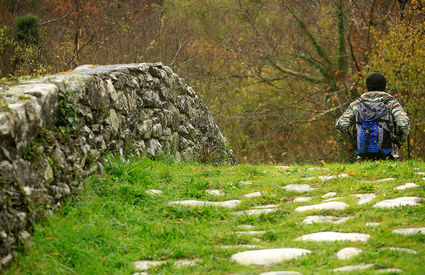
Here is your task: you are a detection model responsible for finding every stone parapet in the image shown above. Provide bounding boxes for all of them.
[0,63,234,270]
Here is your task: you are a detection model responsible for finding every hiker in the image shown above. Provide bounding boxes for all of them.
[335,72,410,161]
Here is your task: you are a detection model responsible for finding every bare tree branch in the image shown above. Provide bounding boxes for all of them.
[67,32,96,67]
[308,103,348,122]
[271,62,323,84]
[347,26,361,72]
[40,14,70,26]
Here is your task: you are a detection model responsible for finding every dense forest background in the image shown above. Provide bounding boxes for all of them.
[1,0,424,164]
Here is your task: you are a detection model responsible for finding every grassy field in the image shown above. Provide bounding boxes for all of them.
[7,157,425,274]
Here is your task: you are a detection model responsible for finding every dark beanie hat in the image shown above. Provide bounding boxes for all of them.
[366,72,386,91]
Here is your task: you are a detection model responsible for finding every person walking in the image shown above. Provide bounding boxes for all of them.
[336,72,410,161]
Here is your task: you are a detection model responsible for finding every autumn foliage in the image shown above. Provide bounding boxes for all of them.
[0,0,423,163]
[366,0,425,159]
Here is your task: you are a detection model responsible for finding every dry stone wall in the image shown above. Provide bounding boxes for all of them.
[0,63,234,269]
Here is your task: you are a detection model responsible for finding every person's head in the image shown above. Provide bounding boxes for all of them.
[366,72,386,91]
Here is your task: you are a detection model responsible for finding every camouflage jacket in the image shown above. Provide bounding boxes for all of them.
[335,91,410,156]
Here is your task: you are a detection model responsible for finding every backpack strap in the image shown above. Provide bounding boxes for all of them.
[380,96,395,154]
[376,118,390,123]
[382,96,398,145]
[358,98,374,112]
[382,96,395,125]
[382,96,394,105]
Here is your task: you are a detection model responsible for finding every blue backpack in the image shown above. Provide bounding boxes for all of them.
[355,97,393,156]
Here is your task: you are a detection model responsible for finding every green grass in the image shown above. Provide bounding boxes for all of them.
[7,157,425,274]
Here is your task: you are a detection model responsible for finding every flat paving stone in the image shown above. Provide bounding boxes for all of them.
[293,197,312,203]
[133,259,198,271]
[133,260,165,271]
[252,204,280,209]
[380,247,417,254]
[392,227,425,235]
[234,209,278,216]
[259,271,302,275]
[244,192,262,198]
[366,222,380,227]
[174,259,199,267]
[415,172,425,175]
[355,194,377,205]
[296,232,371,242]
[146,189,162,195]
[335,247,363,260]
[307,167,328,171]
[283,184,315,192]
[319,174,348,180]
[394,182,419,190]
[231,248,311,266]
[295,202,349,212]
[169,200,241,208]
[322,192,337,198]
[275,166,291,169]
[332,264,374,272]
[373,197,422,208]
[377,178,396,182]
[206,189,224,196]
[303,215,351,225]
[324,197,343,202]
[376,268,403,273]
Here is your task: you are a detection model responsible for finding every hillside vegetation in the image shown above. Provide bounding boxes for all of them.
[1,0,425,163]
[8,157,425,274]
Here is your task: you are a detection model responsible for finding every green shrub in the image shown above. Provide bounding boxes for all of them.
[11,13,41,45]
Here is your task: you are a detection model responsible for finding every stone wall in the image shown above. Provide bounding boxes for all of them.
[0,63,234,269]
